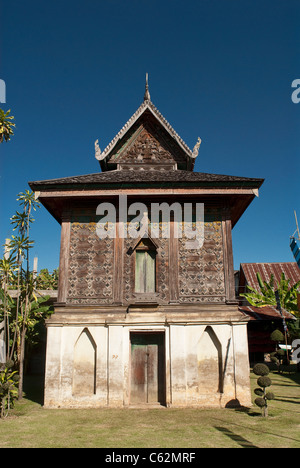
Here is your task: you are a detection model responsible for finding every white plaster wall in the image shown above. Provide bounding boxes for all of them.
[44,321,251,408]
[108,325,125,406]
[44,326,62,407]
[169,323,251,408]
[231,323,252,407]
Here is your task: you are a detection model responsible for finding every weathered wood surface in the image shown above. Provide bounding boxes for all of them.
[130,333,165,405]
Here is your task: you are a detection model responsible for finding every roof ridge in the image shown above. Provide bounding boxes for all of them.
[241,262,298,265]
[147,100,193,157]
[98,101,149,159]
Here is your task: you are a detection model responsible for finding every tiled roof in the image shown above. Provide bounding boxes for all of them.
[29,169,264,190]
[239,305,296,321]
[241,262,300,291]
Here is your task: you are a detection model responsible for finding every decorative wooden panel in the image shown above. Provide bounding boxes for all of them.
[109,116,187,170]
[67,222,114,304]
[66,212,226,305]
[178,219,226,303]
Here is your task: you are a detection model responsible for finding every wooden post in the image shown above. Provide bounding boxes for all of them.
[57,217,71,303]
[169,218,179,302]
[113,220,124,304]
[222,215,236,303]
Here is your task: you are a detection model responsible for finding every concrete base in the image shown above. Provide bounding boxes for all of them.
[44,306,252,409]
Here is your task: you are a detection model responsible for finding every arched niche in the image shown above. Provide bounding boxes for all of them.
[197,326,223,394]
[72,328,97,396]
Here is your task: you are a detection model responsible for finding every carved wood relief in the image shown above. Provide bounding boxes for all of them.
[178,219,226,303]
[110,117,187,169]
[67,222,114,304]
[66,214,226,306]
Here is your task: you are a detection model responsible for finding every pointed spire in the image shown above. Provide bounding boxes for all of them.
[144,73,151,102]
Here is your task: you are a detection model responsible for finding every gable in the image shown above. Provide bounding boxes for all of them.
[96,100,199,171]
[108,113,187,170]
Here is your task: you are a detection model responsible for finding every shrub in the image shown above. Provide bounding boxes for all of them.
[270,349,289,372]
[0,361,19,418]
[270,329,284,342]
[257,376,272,388]
[254,397,266,408]
[253,363,275,417]
[253,363,270,376]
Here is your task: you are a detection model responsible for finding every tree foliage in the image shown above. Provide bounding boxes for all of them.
[0,360,19,418]
[0,108,15,143]
[36,268,59,290]
[241,272,300,318]
[0,190,53,410]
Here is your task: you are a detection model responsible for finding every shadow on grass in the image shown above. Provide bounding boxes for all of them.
[214,426,258,448]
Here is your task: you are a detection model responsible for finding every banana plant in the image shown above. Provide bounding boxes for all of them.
[241,272,300,318]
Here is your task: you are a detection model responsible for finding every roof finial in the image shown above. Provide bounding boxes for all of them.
[144,73,151,102]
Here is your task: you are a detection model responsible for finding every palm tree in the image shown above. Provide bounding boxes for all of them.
[17,190,40,215]
[0,109,15,143]
[11,211,34,237]
[10,192,40,399]
[7,235,33,368]
[1,191,46,403]
[0,254,18,360]
[16,191,40,276]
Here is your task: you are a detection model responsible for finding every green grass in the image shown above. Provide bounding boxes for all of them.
[0,371,299,448]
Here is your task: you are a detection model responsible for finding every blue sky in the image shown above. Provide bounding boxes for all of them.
[0,0,299,272]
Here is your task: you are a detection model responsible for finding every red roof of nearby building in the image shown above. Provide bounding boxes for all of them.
[240,262,300,292]
[239,305,295,321]
[238,262,299,324]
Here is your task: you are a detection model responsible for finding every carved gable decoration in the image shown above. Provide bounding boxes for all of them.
[96,100,200,171]
[109,115,186,170]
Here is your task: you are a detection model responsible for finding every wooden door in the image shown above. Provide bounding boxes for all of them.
[130,333,165,405]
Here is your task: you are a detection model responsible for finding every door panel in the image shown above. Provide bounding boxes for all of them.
[130,333,165,405]
[147,344,158,403]
[131,343,147,404]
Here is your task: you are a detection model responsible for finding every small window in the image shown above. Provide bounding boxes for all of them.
[135,239,156,293]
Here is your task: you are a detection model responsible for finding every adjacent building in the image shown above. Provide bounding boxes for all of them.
[237,262,299,362]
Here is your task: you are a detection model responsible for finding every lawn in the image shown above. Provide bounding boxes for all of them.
[0,371,299,448]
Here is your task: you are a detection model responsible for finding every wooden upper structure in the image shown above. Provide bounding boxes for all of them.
[29,88,263,226]
[29,82,264,312]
